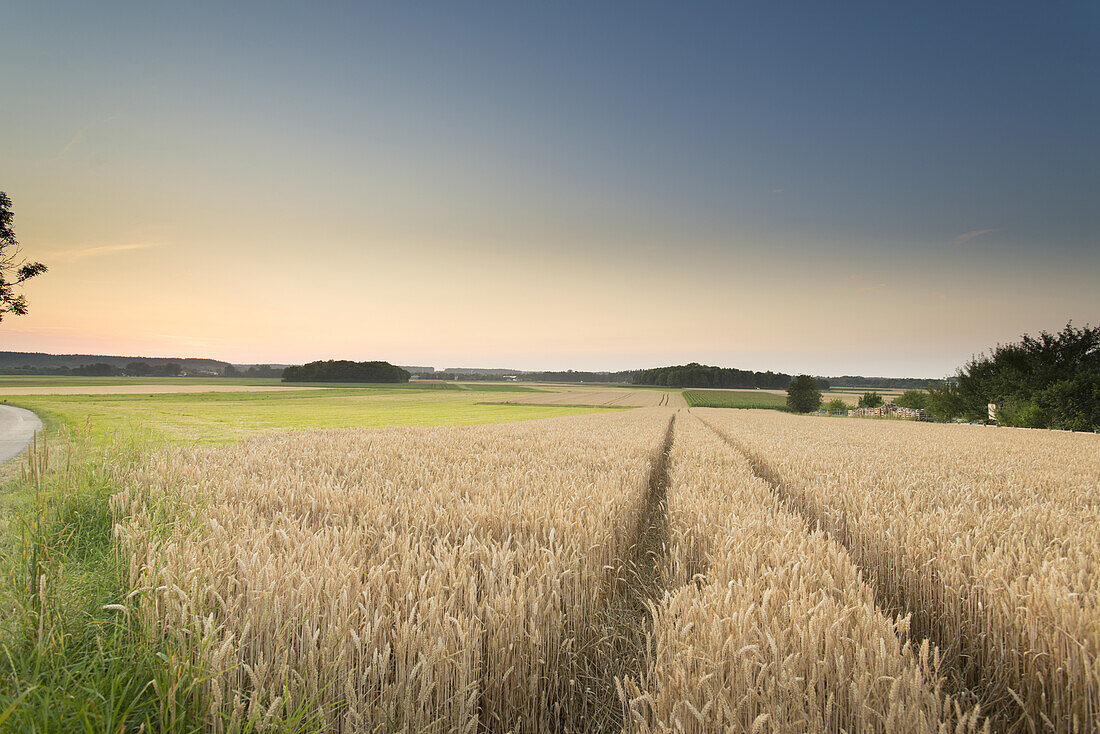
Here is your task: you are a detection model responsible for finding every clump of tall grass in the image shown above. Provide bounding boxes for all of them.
[0,427,209,732]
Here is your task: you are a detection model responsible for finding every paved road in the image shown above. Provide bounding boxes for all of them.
[0,404,43,463]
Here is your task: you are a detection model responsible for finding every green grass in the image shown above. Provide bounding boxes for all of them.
[682,389,788,409]
[1,385,594,449]
[0,434,206,732]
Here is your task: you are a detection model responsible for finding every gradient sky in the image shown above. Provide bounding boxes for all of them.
[2,1,1098,375]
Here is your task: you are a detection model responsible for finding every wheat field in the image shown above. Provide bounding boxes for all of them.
[697,409,1100,732]
[110,407,1099,732]
[622,413,984,732]
[114,409,672,732]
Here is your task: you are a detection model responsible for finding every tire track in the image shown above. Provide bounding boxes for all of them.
[576,414,675,732]
[691,411,998,728]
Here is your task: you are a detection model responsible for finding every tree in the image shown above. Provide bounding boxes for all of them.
[925,381,964,421]
[953,322,1100,430]
[74,363,119,376]
[126,361,153,376]
[283,360,410,383]
[826,398,847,413]
[786,375,822,413]
[895,390,928,410]
[858,391,883,409]
[0,192,47,321]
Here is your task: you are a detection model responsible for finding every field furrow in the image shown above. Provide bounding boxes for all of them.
[113,409,674,732]
[696,408,1100,732]
[623,413,984,732]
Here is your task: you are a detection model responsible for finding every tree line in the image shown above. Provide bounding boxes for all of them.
[632,363,792,389]
[222,364,283,378]
[282,360,410,383]
[72,362,184,377]
[784,322,1098,431]
[521,370,635,383]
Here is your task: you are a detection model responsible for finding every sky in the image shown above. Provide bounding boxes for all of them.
[2,1,1098,376]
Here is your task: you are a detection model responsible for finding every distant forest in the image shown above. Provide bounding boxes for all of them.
[521,370,635,383]
[0,350,229,374]
[632,363,792,389]
[282,360,410,383]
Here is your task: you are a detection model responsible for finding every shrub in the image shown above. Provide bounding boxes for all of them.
[895,390,927,410]
[858,392,883,409]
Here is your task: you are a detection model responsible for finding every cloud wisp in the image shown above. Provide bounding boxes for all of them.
[50,242,161,263]
[954,228,1001,246]
[54,112,123,160]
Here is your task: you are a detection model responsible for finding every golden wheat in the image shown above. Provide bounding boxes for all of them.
[114,409,673,732]
[110,404,1095,732]
[697,408,1100,732]
[624,413,985,732]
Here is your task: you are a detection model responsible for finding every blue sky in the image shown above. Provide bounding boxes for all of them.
[2,2,1097,374]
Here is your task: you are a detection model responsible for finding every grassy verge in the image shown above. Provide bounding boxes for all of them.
[0,429,210,732]
[682,389,788,409]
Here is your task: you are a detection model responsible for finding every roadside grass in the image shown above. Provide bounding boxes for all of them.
[682,389,788,409]
[0,429,208,732]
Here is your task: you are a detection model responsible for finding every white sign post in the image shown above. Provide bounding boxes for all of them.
[988,403,998,422]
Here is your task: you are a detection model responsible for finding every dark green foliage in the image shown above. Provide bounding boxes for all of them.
[826,398,848,412]
[895,390,928,410]
[925,380,965,421]
[126,361,153,376]
[954,322,1100,430]
[218,363,281,378]
[786,375,822,413]
[70,362,182,377]
[72,363,120,377]
[283,360,411,383]
[0,351,230,374]
[634,363,790,389]
[858,391,884,409]
[520,370,636,383]
[0,191,48,321]
[240,364,283,378]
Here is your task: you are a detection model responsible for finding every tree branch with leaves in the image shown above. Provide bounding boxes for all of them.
[0,191,47,321]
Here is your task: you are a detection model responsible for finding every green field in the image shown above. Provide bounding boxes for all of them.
[682,389,788,409]
[0,375,547,391]
[0,382,586,449]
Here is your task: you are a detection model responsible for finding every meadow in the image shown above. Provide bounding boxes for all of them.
[1,377,1097,732]
[0,379,583,448]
